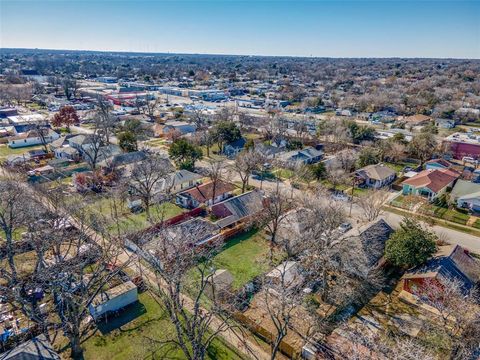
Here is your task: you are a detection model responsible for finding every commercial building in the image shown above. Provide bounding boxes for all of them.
[444,132,480,160]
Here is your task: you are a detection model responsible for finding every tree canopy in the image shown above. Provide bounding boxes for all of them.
[51,105,79,131]
[385,218,437,268]
[169,138,203,170]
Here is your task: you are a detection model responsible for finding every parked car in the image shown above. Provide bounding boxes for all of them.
[331,192,349,202]
[337,222,352,233]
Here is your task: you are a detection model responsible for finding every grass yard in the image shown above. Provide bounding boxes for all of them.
[320,179,349,191]
[351,187,369,196]
[273,167,294,180]
[244,133,262,140]
[0,144,44,160]
[200,143,223,159]
[384,161,419,174]
[84,196,184,234]
[113,202,184,233]
[143,138,168,148]
[0,251,37,279]
[473,219,480,229]
[420,204,470,225]
[210,229,280,290]
[82,292,244,360]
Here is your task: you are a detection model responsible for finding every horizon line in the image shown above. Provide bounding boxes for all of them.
[1,47,478,61]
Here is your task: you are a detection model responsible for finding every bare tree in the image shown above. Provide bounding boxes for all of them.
[62,77,79,100]
[231,150,263,193]
[0,178,33,282]
[412,278,480,359]
[205,159,226,204]
[94,96,116,144]
[298,190,384,307]
[136,93,161,121]
[1,183,128,358]
[261,261,304,360]
[141,225,235,360]
[81,132,103,171]
[355,189,390,222]
[326,164,349,192]
[130,155,173,221]
[33,122,52,153]
[336,149,358,173]
[257,184,290,262]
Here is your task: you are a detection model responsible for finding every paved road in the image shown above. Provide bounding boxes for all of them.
[240,170,480,254]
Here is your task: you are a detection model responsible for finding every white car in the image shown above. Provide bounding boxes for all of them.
[337,222,352,233]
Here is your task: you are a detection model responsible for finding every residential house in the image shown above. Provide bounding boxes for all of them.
[370,110,397,123]
[84,144,122,165]
[254,142,286,159]
[277,146,323,166]
[347,219,394,267]
[89,281,138,321]
[211,190,264,228]
[50,135,79,160]
[435,118,456,129]
[223,137,246,158]
[7,114,46,133]
[402,168,460,201]
[163,170,203,194]
[8,129,60,148]
[276,207,313,255]
[425,158,453,171]
[402,245,480,297]
[450,179,480,213]
[67,134,98,153]
[0,107,18,118]
[103,150,147,169]
[0,334,60,360]
[176,180,235,208]
[156,121,196,137]
[355,164,396,188]
[144,218,220,258]
[127,168,200,210]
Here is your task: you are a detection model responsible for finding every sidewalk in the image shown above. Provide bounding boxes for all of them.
[384,204,480,237]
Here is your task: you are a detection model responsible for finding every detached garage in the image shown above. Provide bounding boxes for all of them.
[89,281,138,320]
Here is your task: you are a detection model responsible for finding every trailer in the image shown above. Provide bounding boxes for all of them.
[89,281,138,321]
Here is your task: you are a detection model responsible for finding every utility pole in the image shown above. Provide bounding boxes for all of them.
[349,176,356,217]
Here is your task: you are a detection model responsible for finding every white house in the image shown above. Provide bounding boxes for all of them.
[8,129,60,148]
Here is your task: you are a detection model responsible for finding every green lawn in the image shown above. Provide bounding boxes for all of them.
[82,292,244,360]
[85,197,184,234]
[143,138,168,148]
[0,144,44,160]
[113,202,184,233]
[473,219,480,229]
[210,230,279,290]
[384,161,419,174]
[320,179,349,191]
[420,204,470,225]
[200,143,223,159]
[273,167,294,180]
[352,187,369,196]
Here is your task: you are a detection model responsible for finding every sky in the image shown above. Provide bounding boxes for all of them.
[0,0,479,59]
